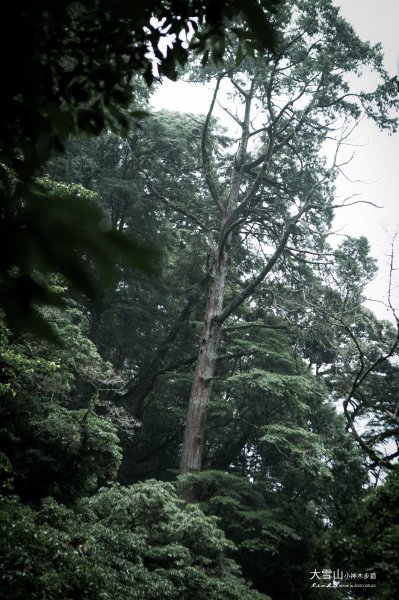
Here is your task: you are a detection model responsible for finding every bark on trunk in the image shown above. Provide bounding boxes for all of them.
[179,254,228,474]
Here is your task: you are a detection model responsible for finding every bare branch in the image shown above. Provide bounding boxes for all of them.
[332,199,383,209]
[216,99,243,126]
[218,200,312,325]
[230,77,250,98]
[201,74,226,215]
[223,323,288,332]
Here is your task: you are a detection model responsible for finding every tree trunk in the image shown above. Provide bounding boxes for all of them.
[179,252,228,474]
[179,78,254,480]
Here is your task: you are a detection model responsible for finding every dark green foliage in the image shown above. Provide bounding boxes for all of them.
[149,299,367,599]
[0,481,269,599]
[349,469,399,600]
[178,465,360,600]
[0,0,281,176]
[0,306,268,597]
[0,308,123,503]
[0,168,157,342]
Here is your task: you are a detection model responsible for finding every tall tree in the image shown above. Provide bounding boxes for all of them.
[168,0,399,475]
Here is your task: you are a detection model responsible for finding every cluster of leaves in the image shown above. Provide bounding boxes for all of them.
[0,481,268,600]
[353,468,399,599]
[329,468,399,600]
[0,305,123,502]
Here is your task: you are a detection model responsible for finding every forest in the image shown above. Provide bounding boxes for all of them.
[0,1,399,599]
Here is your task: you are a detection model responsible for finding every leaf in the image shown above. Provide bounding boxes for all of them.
[233,0,280,53]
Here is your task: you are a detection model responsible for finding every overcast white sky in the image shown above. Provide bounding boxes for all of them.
[331,0,399,319]
[151,1,399,320]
